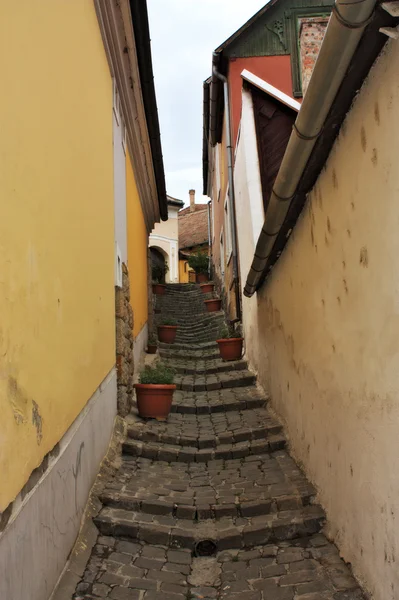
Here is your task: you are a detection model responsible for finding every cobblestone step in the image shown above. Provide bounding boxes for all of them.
[165,387,268,414]
[174,370,256,392]
[72,283,366,600]
[159,348,221,360]
[73,534,365,600]
[159,341,218,352]
[122,433,286,463]
[126,406,282,447]
[164,358,247,375]
[94,504,326,552]
[99,451,316,521]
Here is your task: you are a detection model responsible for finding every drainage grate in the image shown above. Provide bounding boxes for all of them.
[194,539,217,557]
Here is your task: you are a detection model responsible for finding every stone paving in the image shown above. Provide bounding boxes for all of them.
[73,283,365,600]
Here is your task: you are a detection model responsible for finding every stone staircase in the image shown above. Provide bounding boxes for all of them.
[73,283,365,600]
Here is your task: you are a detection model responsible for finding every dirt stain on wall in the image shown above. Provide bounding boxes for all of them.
[374,102,380,125]
[8,376,28,425]
[32,400,43,444]
[360,246,369,267]
[360,126,367,152]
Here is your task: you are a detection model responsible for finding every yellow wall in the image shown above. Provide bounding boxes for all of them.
[179,259,193,283]
[0,2,115,511]
[126,151,149,337]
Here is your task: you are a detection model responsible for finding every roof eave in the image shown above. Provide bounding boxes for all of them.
[130,0,168,221]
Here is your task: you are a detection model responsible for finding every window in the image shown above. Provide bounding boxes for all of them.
[220,229,225,276]
[224,188,232,263]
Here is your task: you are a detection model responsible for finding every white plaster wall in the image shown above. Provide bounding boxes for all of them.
[234,88,265,347]
[133,321,148,368]
[113,111,127,264]
[0,368,117,600]
[241,39,399,600]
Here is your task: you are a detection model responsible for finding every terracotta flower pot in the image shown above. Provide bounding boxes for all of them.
[157,325,178,343]
[204,298,222,312]
[153,283,166,295]
[200,283,214,294]
[147,344,157,354]
[217,338,244,361]
[134,384,176,420]
[196,273,208,284]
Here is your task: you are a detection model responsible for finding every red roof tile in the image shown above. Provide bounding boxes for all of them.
[178,204,209,250]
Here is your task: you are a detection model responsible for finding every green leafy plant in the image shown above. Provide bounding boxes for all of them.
[160,317,177,326]
[218,323,241,339]
[188,251,209,275]
[152,261,169,283]
[148,333,157,344]
[139,362,175,385]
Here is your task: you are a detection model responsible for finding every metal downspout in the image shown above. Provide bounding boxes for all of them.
[244,0,378,297]
[212,53,242,321]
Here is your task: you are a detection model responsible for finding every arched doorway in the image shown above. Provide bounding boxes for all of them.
[150,246,169,283]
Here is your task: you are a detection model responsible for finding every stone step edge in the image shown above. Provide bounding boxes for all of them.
[122,434,286,462]
[127,421,282,448]
[175,373,256,393]
[159,341,218,350]
[93,505,325,551]
[159,351,220,361]
[99,489,315,521]
[168,360,247,375]
[169,395,267,415]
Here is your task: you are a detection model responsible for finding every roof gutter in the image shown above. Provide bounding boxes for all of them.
[212,53,242,321]
[130,0,168,221]
[244,0,378,297]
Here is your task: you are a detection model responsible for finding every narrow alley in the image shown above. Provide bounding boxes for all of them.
[71,285,364,600]
[2,2,399,599]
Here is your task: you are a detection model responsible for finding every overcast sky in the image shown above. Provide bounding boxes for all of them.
[147,0,267,206]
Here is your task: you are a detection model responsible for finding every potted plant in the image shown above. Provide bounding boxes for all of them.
[157,317,178,344]
[147,333,157,354]
[200,282,214,294]
[134,362,176,420]
[216,324,244,361]
[204,298,222,312]
[188,251,209,284]
[152,261,169,295]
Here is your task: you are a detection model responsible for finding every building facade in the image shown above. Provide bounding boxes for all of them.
[178,190,211,283]
[204,0,399,598]
[203,0,332,320]
[149,195,184,284]
[0,2,167,600]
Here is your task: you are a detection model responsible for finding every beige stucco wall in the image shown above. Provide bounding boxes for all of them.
[240,38,399,600]
[150,206,179,282]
